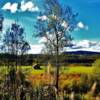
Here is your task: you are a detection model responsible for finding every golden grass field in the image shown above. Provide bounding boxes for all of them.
[0,65,93,89]
[22,65,93,89]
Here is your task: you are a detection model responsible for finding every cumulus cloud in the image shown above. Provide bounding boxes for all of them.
[2,2,11,10]
[2,2,18,13]
[27,40,100,54]
[76,40,90,48]
[21,1,39,12]
[2,1,39,13]
[10,3,18,13]
[65,40,100,52]
[28,44,44,54]
[77,21,88,30]
[73,40,98,48]
[77,22,85,28]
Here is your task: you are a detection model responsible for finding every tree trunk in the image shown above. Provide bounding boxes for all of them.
[55,34,59,94]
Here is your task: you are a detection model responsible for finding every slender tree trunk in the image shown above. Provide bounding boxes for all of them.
[56,48,59,94]
[55,34,59,94]
[15,53,17,71]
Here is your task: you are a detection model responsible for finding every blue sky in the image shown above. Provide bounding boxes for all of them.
[60,0,100,41]
[0,0,100,53]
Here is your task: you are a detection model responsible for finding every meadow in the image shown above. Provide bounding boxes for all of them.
[18,65,93,74]
[0,63,100,99]
[0,65,93,81]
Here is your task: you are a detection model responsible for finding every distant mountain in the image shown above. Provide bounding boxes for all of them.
[64,50,100,55]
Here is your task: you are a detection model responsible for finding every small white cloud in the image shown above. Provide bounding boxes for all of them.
[20,2,27,11]
[10,3,18,13]
[2,2,11,10]
[28,44,44,54]
[77,40,90,48]
[77,22,85,29]
[26,1,34,9]
[77,21,88,30]
[37,15,48,21]
[31,6,39,12]
[21,1,39,12]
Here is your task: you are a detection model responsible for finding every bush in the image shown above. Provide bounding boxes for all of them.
[79,74,89,94]
[92,59,100,80]
[74,94,82,100]
[38,85,57,100]
[69,80,80,93]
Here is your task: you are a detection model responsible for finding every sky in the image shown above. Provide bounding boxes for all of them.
[0,0,100,53]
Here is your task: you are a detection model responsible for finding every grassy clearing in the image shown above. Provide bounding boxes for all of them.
[0,65,93,75]
[61,66,93,74]
[0,65,93,88]
[19,65,93,75]
[18,66,46,75]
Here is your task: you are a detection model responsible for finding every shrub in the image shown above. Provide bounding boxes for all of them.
[69,80,80,93]
[38,85,57,100]
[79,74,89,94]
[92,59,100,80]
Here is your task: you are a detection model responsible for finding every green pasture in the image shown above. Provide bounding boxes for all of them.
[61,66,93,74]
[0,65,93,76]
[16,65,94,75]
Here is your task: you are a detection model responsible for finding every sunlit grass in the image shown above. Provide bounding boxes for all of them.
[0,65,93,76]
[17,66,46,75]
[61,66,93,74]
[19,65,93,75]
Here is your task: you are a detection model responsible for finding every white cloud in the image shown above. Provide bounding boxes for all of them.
[2,2,18,13]
[77,40,90,48]
[2,2,11,10]
[10,3,18,13]
[28,40,100,54]
[77,22,85,29]
[64,40,100,52]
[37,15,48,21]
[38,37,47,43]
[21,1,39,12]
[77,21,88,30]
[28,44,44,54]
[31,6,39,12]
[73,40,98,48]
[2,1,39,13]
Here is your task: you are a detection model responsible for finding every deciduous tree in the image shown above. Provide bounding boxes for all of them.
[1,22,30,69]
[35,0,78,92]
